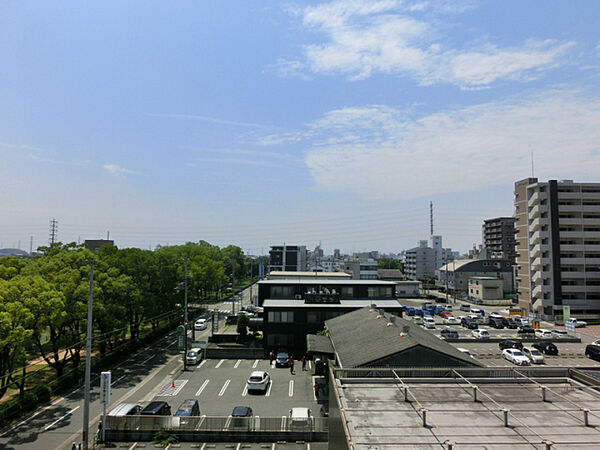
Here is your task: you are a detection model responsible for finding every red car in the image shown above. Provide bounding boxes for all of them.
[439,311,453,318]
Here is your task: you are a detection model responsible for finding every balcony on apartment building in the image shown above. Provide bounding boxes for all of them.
[528,191,548,208]
[531,271,551,284]
[532,284,552,298]
[529,230,549,246]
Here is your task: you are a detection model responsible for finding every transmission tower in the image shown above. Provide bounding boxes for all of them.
[429,201,434,237]
[49,218,58,245]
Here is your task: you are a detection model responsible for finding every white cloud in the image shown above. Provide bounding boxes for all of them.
[283,0,575,88]
[280,90,600,200]
[145,113,273,130]
[103,164,139,175]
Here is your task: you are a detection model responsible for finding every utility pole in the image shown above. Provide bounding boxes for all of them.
[29,236,33,255]
[182,258,189,371]
[231,266,235,314]
[82,259,95,450]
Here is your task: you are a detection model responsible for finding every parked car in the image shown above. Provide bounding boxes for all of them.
[276,352,290,367]
[532,341,558,355]
[502,318,518,329]
[444,305,453,312]
[502,349,531,366]
[489,312,503,319]
[565,318,587,328]
[591,339,600,346]
[439,311,453,319]
[489,317,505,329]
[444,316,460,325]
[517,326,536,337]
[140,401,171,416]
[457,348,473,358]
[423,317,436,329]
[230,406,253,429]
[405,307,416,316]
[247,371,270,393]
[413,316,424,325]
[460,304,471,312]
[287,407,313,430]
[535,329,553,339]
[108,403,142,417]
[522,347,545,364]
[551,329,568,339]
[585,344,600,361]
[515,317,529,327]
[440,328,459,339]
[472,329,490,340]
[461,318,478,329]
[194,318,207,330]
[499,340,523,351]
[186,348,203,365]
[175,399,200,425]
[414,308,424,317]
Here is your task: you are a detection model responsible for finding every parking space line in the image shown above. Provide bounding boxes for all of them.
[197,360,207,369]
[196,379,209,396]
[44,406,80,430]
[223,416,232,431]
[236,443,241,450]
[272,443,276,450]
[266,382,272,397]
[281,415,286,431]
[253,359,259,368]
[216,359,225,368]
[309,361,312,370]
[234,359,241,368]
[242,384,248,397]
[127,443,137,450]
[199,443,206,450]
[219,379,231,396]
[289,380,294,397]
[307,444,310,450]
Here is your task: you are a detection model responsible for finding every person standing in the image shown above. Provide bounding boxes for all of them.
[289,359,294,374]
[301,356,307,371]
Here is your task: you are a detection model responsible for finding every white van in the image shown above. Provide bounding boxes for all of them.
[195,318,207,330]
[186,347,203,365]
[288,407,313,430]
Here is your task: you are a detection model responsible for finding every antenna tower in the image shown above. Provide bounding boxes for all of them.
[429,201,434,237]
[49,218,58,245]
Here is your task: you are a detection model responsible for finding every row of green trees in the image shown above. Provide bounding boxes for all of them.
[0,240,264,402]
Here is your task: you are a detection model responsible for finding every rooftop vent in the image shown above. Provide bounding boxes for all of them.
[402,325,410,334]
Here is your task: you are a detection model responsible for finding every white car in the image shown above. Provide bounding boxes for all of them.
[457,348,474,358]
[522,347,545,364]
[535,329,553,339]
[413,316,424,325]
[489,312,503,319]
[423,317,436,329]
[444,316,460,325]
[515,318,529,327]
[472,329,490,340]
[551,329,568,339]
[591,339,600,346]
[247,371,270,393]
[565,318,587,328]
[195,318,208,330]
[503,349,531,366]
[444,306,453,312]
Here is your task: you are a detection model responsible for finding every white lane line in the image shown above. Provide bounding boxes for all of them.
[266,381,272,397]
[234,359,241,368]
[1,408,43,436]
[242,384,248,397]
[307,443,311,450]
[172,379,188,396]
[219,379,231,396]
[44,406,80,431]
[51,397,65,406]
[253,359,259,368]
[197,360,207,369]
[309,361,312,370]
[236,443,241,450]
[127,443,138,450]
[223,416,232,431]
[272,443,276,450]
[111,375,126,386]
[196,379,209,396]
[215,359,225,368]
[288,380,294,397]
[197,415,206,431]
[142,354,155,364]
[281,416,287,431]
[167,339,177,348]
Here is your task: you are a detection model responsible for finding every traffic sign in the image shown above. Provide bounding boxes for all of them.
[100,371,111,404]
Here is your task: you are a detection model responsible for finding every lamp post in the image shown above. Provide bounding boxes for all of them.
[180,258,189,371]
[82,259,95,450]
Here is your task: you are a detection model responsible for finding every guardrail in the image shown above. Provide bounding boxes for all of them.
[106,415,328,433]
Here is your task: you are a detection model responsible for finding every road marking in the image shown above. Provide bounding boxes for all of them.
[196,379,210,396]
[288,380,294,397]
[197,360,207,369]
[157,379,188,396]
[242,384,248,397]
[216,359,225,368]
[197,415,206,431]
[234,359,241,368]
[111,375,126,386]
[272,443,276,450]
[253,359,259,368]
[142,354,155,364]
[309,361,312,370]
[223,416,232,430]
[44,405,80,430]
[219,379,231,396]
[127,443,138,450]
[51,397,65,406]
[307,444,310,450]
[281,415,287,431]
[236,444,241,450]
[167,339,177,348]
[266,381,272,397]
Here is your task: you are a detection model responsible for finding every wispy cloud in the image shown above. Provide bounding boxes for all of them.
[103,164,139,175]
[0,141,44,152]
[280,0,575,89]
[264,89,600,199]
[145,113,274,130]
[191,157,283,167]
[28,153,91,166]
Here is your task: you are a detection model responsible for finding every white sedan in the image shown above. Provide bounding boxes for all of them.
[247,371,270,393]
[444,316,460,325]
[503,349,531,366]
[471,329,490,340]
[522,347,545,364]
[535,329,553,339]
[489,312,503,319]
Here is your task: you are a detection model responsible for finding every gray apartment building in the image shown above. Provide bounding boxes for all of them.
[404,241,436,280]
[482,217,516,262]
[268,244,307,272]
[515,178,600,320]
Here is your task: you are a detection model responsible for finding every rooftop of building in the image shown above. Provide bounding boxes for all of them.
[469,276,502,280]
[262,299,402,309]
[333,366,600,449]
[267,271,352,279]
[259,278,396,285]
[438,258,513,272]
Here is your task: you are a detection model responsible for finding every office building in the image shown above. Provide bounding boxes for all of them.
[515,178,600,319]
[268,245,307,272]
[482,217,516,262]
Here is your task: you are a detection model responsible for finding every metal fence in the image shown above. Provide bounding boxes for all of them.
[106,415,328,433]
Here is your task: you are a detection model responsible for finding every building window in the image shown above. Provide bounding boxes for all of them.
[367,287,393,298]
[270,286,295,298]
[266,334,294,347]
[341,287,354,297]
[268,311,295,323]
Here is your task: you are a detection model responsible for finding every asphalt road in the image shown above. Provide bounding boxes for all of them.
[0,285,258,450]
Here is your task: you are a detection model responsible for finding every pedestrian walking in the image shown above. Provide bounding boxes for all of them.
[289,359,294,374]
[301,356,307,371]
[269,351,275,363]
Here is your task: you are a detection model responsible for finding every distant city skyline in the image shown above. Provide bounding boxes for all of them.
[2,1,599,253]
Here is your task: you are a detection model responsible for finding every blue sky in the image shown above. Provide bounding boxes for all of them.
[1,0,600,255]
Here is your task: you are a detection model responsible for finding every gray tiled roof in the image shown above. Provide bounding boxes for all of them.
[325,307,483,368]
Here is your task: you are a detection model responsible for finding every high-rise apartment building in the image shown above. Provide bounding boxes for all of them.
[482,217,516,262]
[515,178,600,319]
